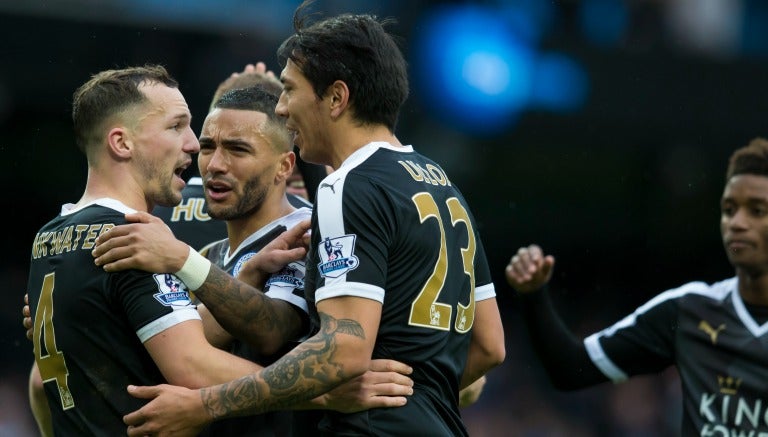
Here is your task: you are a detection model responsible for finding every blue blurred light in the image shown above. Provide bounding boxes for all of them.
[741,0,768,58]
[579,0,628,48]
[492,0,557,44]
[530,52,589,112]
[414,5,533,134]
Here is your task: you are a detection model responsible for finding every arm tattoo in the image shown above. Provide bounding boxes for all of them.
[200,311,366,419]
[194,265,302,347]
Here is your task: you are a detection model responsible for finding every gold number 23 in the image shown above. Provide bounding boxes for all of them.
[409,193,476,333]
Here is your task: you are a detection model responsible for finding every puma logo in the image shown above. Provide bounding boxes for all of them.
[698,320,726,344]
[320,178,341,194]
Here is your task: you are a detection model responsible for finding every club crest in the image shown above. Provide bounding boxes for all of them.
[232,252,256,278]
[317,235,359,278]
[152,273,193,307]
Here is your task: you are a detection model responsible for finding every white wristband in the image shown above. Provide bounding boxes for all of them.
[175,246,211,292]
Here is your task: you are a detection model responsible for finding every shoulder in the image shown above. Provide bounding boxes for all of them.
[199,238,228,260]
[60,199,134,223]
[287,193,312,209]
[637,278,735,313]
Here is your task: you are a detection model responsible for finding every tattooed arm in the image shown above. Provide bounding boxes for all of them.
[191,266,307,355]
[122,296,382,437]
[93,213,310,354]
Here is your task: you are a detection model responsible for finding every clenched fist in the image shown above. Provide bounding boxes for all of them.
[505,244,555,294]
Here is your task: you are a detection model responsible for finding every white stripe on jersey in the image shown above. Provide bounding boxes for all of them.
[223,207,311,265]
[314,142,411,304]
[475,283,496,302]
[136,307,201,343]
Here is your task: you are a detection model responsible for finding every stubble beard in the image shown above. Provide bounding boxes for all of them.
[138,154,182,208]
[208,177,268,221]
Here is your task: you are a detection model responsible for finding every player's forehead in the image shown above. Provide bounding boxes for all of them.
[722,174,768,201]
[280,59,308,86]
[201,108,269,135]
[137,82,191,121]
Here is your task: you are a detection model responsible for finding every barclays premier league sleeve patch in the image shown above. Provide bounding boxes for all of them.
[152,273,193,307]
[318,235,359,278]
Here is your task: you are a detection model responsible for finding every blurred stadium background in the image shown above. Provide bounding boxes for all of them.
[3,0,768,435]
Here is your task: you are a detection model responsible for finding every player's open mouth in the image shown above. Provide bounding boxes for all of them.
[174,161,191,177]
[204,178,232,201]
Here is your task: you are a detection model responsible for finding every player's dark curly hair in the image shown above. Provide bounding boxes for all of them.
[276,0,409,132]
[726,137,768,180]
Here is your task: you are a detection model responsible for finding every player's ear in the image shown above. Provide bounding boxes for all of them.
[275,150,296,184]
[106,126,132,160]
[328,80,349,119]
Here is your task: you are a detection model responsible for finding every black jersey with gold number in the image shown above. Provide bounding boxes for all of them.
[305,142,496,436]
[27,198,200,435]
[585,277,768,436]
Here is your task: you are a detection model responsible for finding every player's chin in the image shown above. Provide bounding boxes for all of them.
[728,255,762,273]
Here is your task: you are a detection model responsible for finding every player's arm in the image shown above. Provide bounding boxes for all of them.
[122,296,382,436]
[93,213,310,350]
[460,295,505,390]
[459,375,486,408]
[297,358,413,412]
[197,304,233,350]
[218,263,309,355]
[144,319,262,388]
[506,244,607,390]
[29,362,53,437]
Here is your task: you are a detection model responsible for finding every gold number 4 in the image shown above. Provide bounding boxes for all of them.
[409,193,476,333]
[33,272,75,410]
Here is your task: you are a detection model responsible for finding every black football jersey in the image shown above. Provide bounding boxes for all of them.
[27,198,200,435]
[200,207,312,437]
[585,277,768,435]
[305,142,496,436]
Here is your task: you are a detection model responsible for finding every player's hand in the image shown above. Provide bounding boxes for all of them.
[459,375,487,408]
[92,212,190,273]
[230,62,277,80]
[237,220,310,286]
[505,244,555,294]
[124,384,210,437]
[23,293,33,340]
[320,359,413,413]
[249,61,277,80]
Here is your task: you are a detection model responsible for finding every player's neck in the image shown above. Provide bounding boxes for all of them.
[75,167,149,212]
[736,270,768,306]
[329,123,401,169]
[224,193,296,254]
